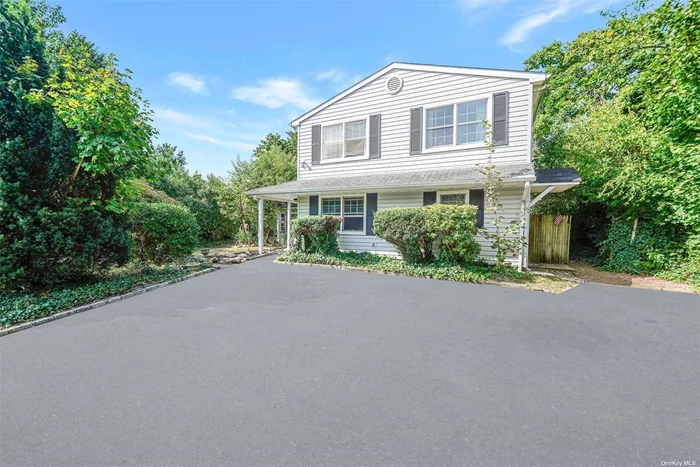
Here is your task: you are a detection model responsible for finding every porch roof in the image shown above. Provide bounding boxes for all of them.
[247,163,537,199]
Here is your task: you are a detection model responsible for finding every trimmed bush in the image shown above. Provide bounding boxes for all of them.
[373,208,435,263]
[130,203,200,264]
[373,205,481,264]
[291,216,341,254]
[423,204,481,264]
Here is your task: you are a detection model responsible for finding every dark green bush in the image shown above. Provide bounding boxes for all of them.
[291,216,341,254]
[373,208,435,263]
[131,203,200,264]
[0,203,131,290]
[423,204,481,264]
[373,205,481,264]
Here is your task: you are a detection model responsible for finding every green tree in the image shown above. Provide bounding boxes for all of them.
[0,0,155,289]
[226,131,297,243]
[524,0,700,271]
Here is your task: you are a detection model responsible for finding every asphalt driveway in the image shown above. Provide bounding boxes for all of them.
[1,257,698,467]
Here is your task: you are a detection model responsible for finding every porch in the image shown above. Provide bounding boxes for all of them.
[247,165,581,269]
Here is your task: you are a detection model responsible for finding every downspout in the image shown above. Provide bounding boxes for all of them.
[519,181,531,272]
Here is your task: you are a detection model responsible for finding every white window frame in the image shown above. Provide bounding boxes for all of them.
[320,117,370,163]
[319,193,367,234]
[437,190,470,205]
[423,94,492,154]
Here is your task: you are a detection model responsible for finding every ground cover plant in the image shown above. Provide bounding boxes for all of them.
[0,263,200,328]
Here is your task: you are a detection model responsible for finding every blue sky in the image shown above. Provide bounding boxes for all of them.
[54,0,625,176]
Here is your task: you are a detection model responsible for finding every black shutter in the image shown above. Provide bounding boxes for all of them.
[410,107,422,155]
[311,125,321,165]
[423,191,436,206]
[469,189,484,227]
[366,193,378,235]
[492,92,508,146]
[309,195,319,215]
[369,114,381,159]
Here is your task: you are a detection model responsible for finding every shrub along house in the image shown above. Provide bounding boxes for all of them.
[248,62,580,269]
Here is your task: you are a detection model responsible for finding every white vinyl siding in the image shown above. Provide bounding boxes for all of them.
[298,68,531,179]
[298,188,524,264]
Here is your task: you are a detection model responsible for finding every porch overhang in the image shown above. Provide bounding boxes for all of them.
[530,168,581,194]
[246,163,537,199]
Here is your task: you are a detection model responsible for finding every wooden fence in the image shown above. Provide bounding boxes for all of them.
[528,214,571,265]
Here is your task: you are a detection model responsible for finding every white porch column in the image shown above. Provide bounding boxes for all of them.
[286,201,292,250]
[257,198,264,255]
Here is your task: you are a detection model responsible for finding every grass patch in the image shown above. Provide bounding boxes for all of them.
[1,263,202,328]
[277,251,534,285]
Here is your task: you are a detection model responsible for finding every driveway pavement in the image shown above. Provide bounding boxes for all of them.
[1,257,698,467]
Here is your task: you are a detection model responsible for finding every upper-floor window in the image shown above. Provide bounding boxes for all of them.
[322,120,366,161]
[425,98,488,150]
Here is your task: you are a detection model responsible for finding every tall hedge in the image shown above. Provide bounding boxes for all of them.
[290,216,341,254]
[373,205,480,264]
[130,203,200,265]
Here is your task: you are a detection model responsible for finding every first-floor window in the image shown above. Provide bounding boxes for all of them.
[321,196,364,232]
[438,192,468,205]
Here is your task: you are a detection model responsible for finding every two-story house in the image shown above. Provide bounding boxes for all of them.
[248,63,581,270]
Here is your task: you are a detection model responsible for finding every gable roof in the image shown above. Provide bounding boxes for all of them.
[291,62,548,127]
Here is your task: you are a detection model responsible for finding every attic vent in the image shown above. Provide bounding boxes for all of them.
[386,75,403,95]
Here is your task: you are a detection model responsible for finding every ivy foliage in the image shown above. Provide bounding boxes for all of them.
[1,264,193,328]
[130,203,200,265]
[277,251,493,284]
[290,216,341,254]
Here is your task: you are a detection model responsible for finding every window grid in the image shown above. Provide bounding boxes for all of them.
[457,100,487,145]
[320,196,365,233]
[322,120,367,161]
[343,197,364,216]
[425,98,489,149]
[321,198,341,216]
[426,106,454,149]
[322,124,343,160]
[439,193,467,205]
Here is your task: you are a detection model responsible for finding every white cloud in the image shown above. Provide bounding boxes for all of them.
[167,72,208,95]
[457,0,624,46]
[315,68,344,82]
[231,79,319,110]
[184,132,256,151]
[154,107,205,128]
[501,1,570,46]
[313,68,364,91]
[382,54,398,65]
